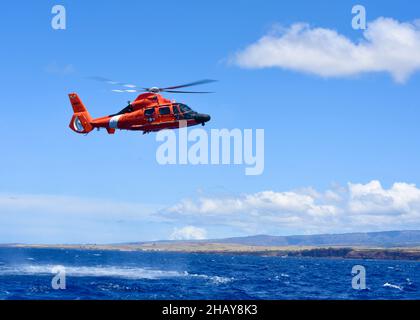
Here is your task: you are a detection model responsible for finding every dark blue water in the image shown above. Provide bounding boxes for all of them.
[0,248,418,300]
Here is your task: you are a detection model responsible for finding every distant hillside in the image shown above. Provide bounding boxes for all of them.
[5,230,420,261]
[209,230,420,247]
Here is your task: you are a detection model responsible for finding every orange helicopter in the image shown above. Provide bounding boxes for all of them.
[68,79,216,135]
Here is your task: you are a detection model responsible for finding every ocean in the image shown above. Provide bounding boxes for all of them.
[0,247,418,300]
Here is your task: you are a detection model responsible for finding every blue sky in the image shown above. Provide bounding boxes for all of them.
[1,0,420,243]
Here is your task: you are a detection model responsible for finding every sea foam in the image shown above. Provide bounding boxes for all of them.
[0,264,231,283]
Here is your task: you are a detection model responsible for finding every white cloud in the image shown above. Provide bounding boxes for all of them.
[169,226,207,240]
[233,17,420,83]
[169,191,338,217]
[164,180,420,235]
[348,180,420,215]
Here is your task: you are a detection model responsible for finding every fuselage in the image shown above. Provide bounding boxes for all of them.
[91,92,210,133]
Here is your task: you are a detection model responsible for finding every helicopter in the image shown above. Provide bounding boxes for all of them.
[68,79,216,135]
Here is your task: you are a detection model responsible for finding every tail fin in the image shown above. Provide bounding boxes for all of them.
[68,93,94,134]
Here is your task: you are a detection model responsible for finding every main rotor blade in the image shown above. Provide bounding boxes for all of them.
[89,76,217,94]
[163,79,217,90]
[112,89,146,93]
[164,90,214,94]
[88,76,139,89]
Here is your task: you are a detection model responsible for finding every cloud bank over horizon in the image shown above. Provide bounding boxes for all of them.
[165,180,420,235]
[232,17,420,83]
[1,180,420,242]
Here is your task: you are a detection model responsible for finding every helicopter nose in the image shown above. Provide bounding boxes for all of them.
[194,113,211,123]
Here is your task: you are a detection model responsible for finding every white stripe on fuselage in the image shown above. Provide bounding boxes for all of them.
[109,115,122,129]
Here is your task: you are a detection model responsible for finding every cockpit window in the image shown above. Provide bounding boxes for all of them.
[144,108,155,116]
[159,107,171,115]
[173,105,180,114]
[179,104,192,113]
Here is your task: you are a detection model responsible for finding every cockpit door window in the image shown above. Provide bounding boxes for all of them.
[144,108,155,117]
[145,108,155,122]
[159,107,171,115]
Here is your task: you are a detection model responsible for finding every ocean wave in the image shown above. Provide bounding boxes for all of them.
[187,272,233,284]
[0,264,231,283]
[383,282,403,291]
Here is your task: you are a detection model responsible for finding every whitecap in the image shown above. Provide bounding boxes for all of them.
[209,276,232,284]
[186,272,233,284]
[383,283,403,291]
[0,265,185,279]
[0,264,231,283]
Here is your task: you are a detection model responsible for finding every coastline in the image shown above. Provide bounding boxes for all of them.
[2,243,420,261]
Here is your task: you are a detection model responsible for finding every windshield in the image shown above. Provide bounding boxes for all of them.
[179,103,193,113]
